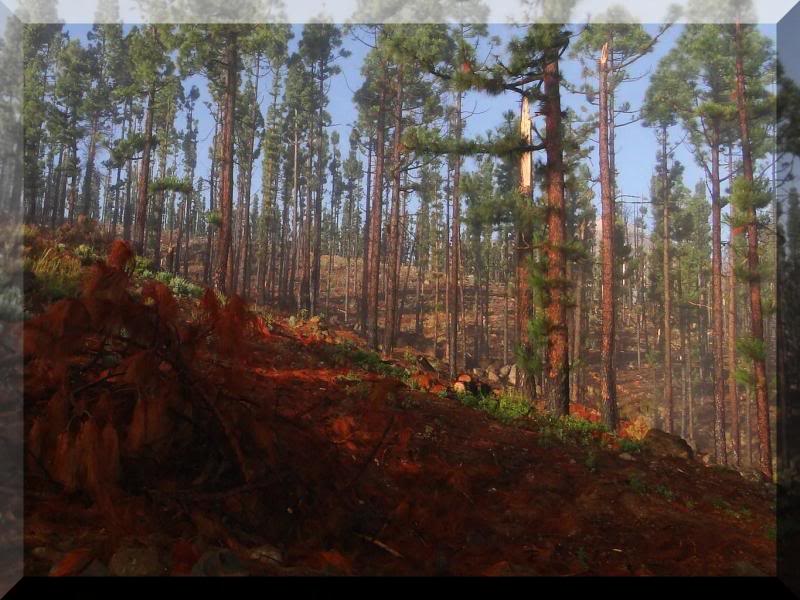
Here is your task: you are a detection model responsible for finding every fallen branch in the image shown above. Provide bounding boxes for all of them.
[344,416,395,491]
[356,533,404,559]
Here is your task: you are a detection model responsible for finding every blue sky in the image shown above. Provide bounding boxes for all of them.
[65,22,777,227]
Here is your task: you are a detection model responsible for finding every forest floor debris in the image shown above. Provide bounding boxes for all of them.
[15,235,776,576]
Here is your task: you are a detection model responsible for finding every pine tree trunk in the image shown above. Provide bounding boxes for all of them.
[542,50,570,416]
[384,66,404,352]
[598,43,618,430]
[734,20,772,479]
[361,139,373,330]
[111,111,125,236]
[134,85,155,255]
[81,113,100,218]
[214,34,238,293]
[661,126,674,433]
[516,95,534,397]
[366,84,387,349]
[448,90,462,378]
[709,128,730,463]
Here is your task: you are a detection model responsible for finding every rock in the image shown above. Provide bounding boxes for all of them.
[486,368,500,384]
[191,548,248,576]
[109,546,165,577]
[618,452,635,461]
[499,364,512,379]
[618,491,650,521]
[453,381,467,395]
[507,365,518,386]
[730,561,767,577]
[472,368,482,377]
[641,428,694,460]
[740,468,767,483]
[416,355,437,373]
[249,544,283,565]
[696,451,712,465]
[80,560,110,577]
[32,547,61,562]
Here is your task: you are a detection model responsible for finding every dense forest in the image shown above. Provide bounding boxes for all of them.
[1,0,796,580]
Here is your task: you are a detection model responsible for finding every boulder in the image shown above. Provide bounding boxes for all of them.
[109,546,165,577]
[499,364,512,379]
[486,367,500,384]
[507,365,518,386]
[249,544,283,565]
[730,561,767,577]
[191,548,248,576]
[641,429,694,460]
[80,560,110,577]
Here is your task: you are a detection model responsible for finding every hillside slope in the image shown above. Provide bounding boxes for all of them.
[20,237,775,577]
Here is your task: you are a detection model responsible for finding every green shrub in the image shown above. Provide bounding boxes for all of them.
[133,256,154,277]
[74,243,99,265]
[22,224,39,245]
[335,371,362,383]
[28,247,82,301]
[155,271,173,285]
[495,391,531,422]
[456,389,531,424]
[169,275,203,299]
[329,341,408,380]
[619,438,644,454]
[653,484,675,501]
[585,449,598,472]
[628,473,647,494]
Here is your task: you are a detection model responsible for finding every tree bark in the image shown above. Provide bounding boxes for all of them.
[542,48,570,416]
[214,33,238,293]
[709,127,729,463]
[448,90,463,378]
[366,81,387,349]
[661,125,674,433]
[516,95,534,397]
[734,20,772,479]
[598,43,618,430]
[133,84,155,255]
[384,64,404,353]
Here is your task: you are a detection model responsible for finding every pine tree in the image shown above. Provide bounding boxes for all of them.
[643,58,681,433]
[572,15,661,430]
[129,24,174,255]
